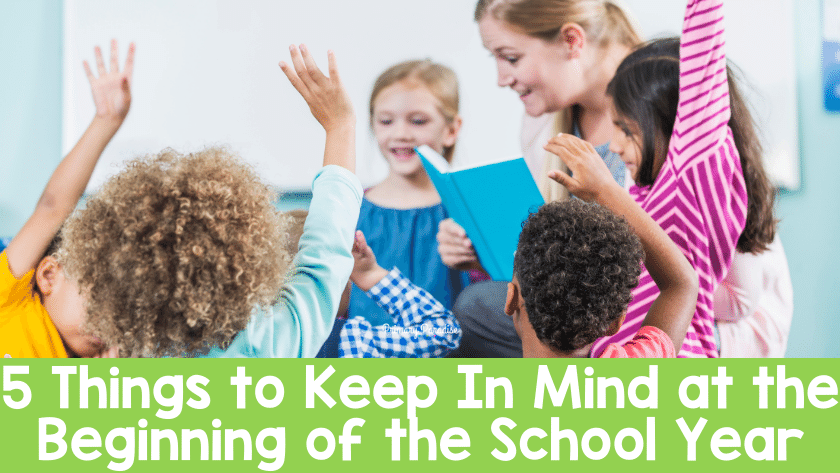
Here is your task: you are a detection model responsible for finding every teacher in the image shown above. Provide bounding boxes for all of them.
[441,0,643,357]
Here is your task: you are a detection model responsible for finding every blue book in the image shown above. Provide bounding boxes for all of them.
[416,145,545,282]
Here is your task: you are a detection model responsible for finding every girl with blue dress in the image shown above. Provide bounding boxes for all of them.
[317,59,469,356]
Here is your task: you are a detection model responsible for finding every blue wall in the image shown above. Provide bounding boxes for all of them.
[777,2,840,357]
[0,0,63,235]
[0,1,837,356]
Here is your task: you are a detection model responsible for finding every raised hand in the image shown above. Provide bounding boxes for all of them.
[544,133,619,202]
[350,231,388,291]
[280,44,353,133]
[83,40,135,123]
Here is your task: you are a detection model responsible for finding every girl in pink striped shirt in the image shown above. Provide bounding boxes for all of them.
[579,0,751,357]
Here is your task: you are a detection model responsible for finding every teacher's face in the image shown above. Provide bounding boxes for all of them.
[479,16,583,117]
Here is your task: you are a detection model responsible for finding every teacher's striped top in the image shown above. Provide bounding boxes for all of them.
[593,0,748,357]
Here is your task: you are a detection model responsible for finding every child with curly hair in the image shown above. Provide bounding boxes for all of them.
[61,45,363,357]
[1,40,134,358]
[508,133,698,358]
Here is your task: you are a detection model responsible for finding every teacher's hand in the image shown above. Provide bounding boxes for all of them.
[437,219,484,272]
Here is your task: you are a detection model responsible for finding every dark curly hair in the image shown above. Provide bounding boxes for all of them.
[513,200,644,351]
[60,147,293,357]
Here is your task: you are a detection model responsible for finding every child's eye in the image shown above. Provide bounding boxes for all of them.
[410,118,429,126]
[505,56,520,65]
[615,122,633,138]
[378,118,392,126]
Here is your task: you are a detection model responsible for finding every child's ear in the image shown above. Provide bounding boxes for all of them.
[443,115,463,148]
[605,312,627,336]
[504,281,519,317]
[35,256,60,297]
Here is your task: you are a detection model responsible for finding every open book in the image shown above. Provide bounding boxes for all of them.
[416,145,544,281]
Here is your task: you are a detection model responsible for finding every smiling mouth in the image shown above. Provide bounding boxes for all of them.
[518,89,532,99]
[390,147,416,159]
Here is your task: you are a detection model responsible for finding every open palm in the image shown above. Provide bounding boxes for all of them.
[84,40,135,121]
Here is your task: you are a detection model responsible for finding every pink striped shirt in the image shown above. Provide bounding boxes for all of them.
[592,0,748,358]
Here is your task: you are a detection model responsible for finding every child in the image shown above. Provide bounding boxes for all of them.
[313,60,470,357]
[584,0,749,357]
[508,133,698,358]
[1,41,134,358]
[611,37,792,358]
[439,0,644,358]
[61,45,363,358]
[339,230,461,358]
[349,60,469,326]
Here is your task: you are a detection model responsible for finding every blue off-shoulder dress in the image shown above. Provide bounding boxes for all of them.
[316,197,469,357]
[352,198,469,324]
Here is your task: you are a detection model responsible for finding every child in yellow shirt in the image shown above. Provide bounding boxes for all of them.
[0,41,134,358]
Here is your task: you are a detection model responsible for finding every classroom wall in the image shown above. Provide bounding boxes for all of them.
[777,1,840,357]
[0,1,837,357]
[0,0,63,236]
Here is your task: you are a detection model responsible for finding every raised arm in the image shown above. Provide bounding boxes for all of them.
[215,47,362,358]
[546,134,698,353]
[5,40,135,277]
[280,44,355,172]
[670,0,729,169]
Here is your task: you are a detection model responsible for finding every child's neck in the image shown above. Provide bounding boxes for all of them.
[524,341,592,358]
[366,170,441,209]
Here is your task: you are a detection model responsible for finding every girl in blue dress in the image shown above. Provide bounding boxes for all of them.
[317,60,469,356]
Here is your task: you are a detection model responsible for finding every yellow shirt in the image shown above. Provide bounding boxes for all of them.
[0,251,68,358]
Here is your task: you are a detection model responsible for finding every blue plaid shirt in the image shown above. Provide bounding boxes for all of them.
[339,268,461,358]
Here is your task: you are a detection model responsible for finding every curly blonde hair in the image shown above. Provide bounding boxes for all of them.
[61,147,292,357]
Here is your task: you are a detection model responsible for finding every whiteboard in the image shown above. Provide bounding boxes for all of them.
[64,0,799,191]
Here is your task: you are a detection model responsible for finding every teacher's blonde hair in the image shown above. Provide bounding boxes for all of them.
[476,0,642,201]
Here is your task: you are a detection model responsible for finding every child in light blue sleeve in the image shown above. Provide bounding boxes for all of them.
[212,45,363,358]
[64,45,362,358]
[217,165,362,358]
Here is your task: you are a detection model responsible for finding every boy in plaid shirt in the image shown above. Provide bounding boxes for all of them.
[339,231,460,358]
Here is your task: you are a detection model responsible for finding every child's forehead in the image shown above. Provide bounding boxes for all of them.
[612,109,642,131]
[373,80,443,112]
